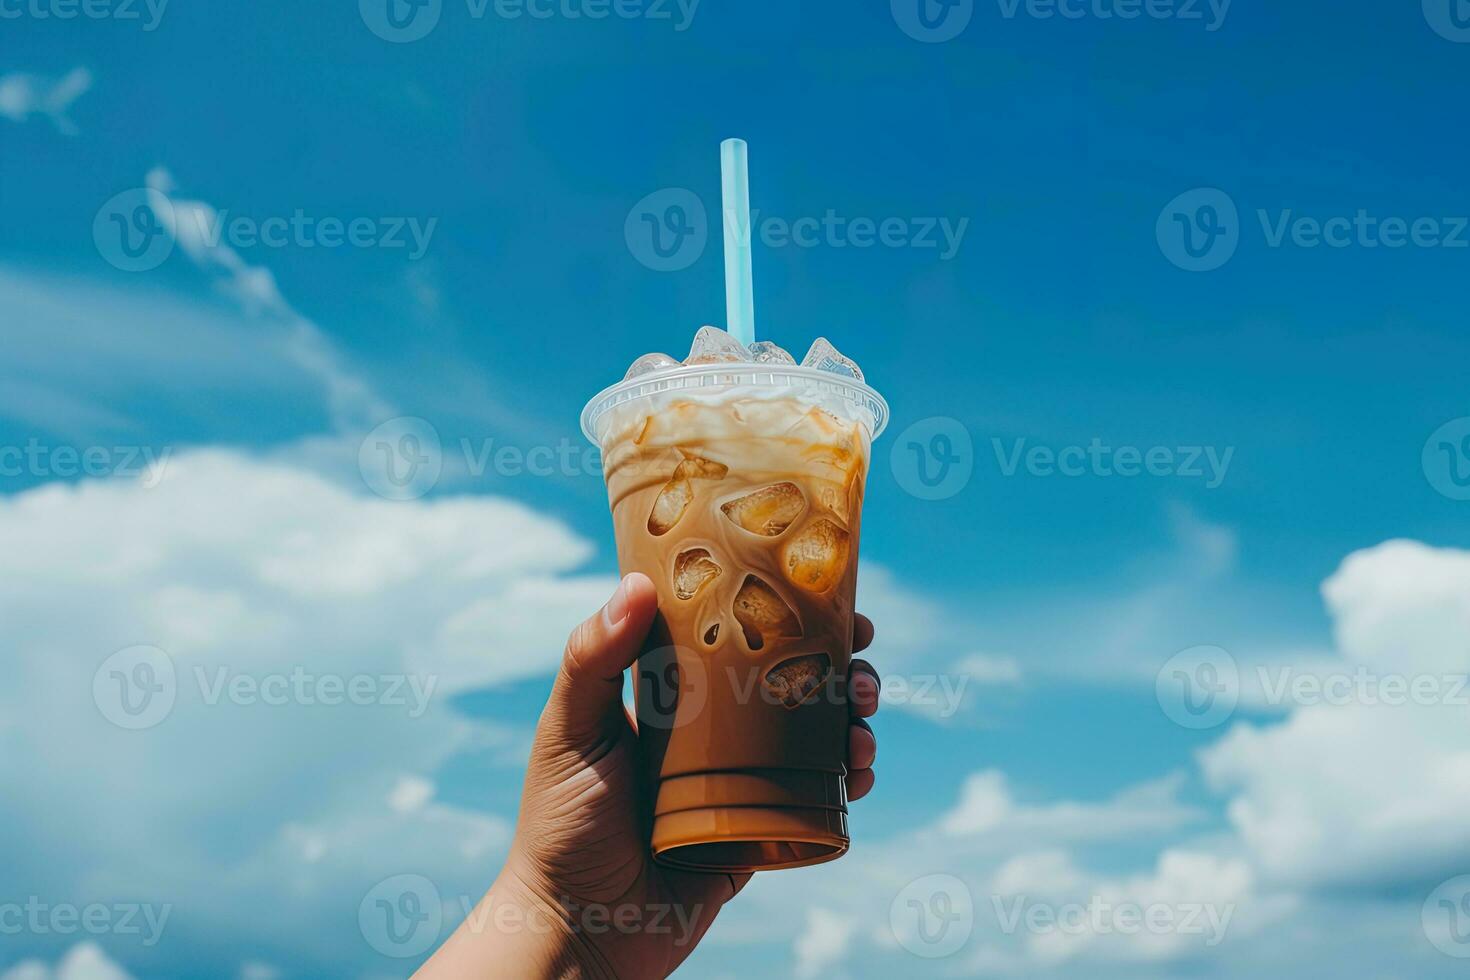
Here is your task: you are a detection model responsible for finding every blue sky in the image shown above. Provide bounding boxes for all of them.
[3,1,1470,977]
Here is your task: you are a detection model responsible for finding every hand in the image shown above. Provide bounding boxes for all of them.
[418,572,882,980]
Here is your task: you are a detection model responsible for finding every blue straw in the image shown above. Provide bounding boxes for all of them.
[721,138,756,346]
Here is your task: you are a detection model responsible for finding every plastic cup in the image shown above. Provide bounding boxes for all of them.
[582,360,888,873]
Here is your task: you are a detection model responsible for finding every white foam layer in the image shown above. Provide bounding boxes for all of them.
[582,364,888,448]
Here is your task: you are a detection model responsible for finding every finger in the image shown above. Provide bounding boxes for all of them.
[848,718,876,770]
[541,573,659,745]
[849,659,880,718]
[846,768,875,802]
[852,614,874,653]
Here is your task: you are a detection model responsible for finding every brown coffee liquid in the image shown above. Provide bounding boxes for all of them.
[602,394,869,872]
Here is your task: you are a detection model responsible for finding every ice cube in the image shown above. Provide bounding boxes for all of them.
[732,575,802,651]
[782,518,851,593]
[674,455,729,481]
[647,454,728,536]
[648,479,693,536]
[800,337,864,381]
[673,548,721,600]
[763,654,831,708]
[686,326,753,365]
[720,482,805,536]
[625,352,680,379]
[748,340,796,365]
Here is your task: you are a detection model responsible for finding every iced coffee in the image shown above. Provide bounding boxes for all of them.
[582,327,887,873]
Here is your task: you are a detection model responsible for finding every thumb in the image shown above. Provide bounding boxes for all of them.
[540,573,659,745]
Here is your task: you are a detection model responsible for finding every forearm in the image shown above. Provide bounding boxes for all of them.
[414,870,619,980]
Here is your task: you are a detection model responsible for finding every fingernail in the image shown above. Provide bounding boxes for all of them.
[604,576,631,627]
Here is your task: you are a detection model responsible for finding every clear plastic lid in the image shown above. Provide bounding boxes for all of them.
[581,363,889,447]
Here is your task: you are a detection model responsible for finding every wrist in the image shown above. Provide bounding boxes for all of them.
[486,865,621,980]
[415,864,619,980]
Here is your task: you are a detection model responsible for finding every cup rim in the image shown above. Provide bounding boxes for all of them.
[580,363,889,446]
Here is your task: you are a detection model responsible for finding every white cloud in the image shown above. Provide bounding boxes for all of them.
[985,849,1271,966]
[388,775,435,813]
[939,770,1201,841]
[143,169,392,434]
[0,944,133,980]
[793,907,856,979]
[0,450,610,970]
[1200,540,1470,892]
[0,68,91,135]
[952,652,1022,685]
